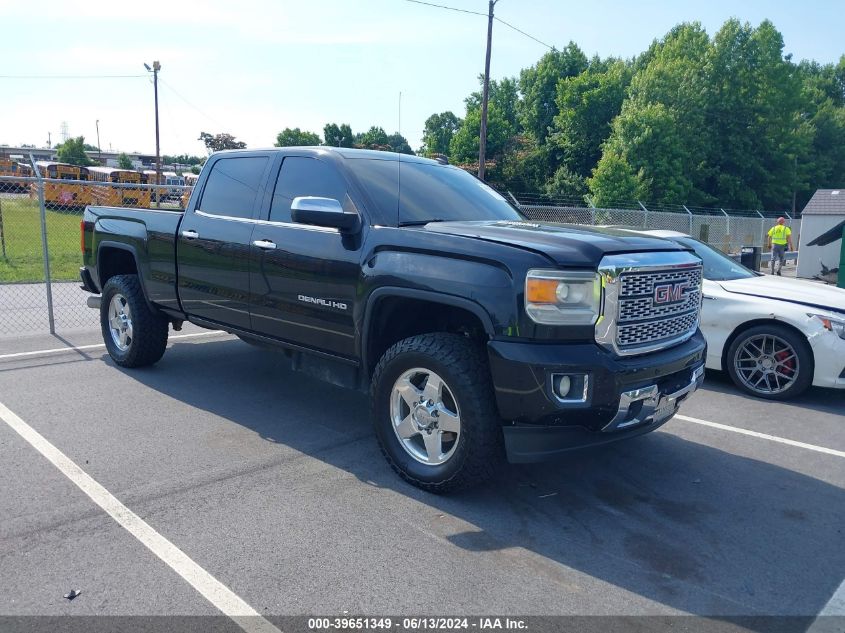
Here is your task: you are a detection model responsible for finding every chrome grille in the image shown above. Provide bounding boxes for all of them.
[595,252,703,356]
[620,268,702,298]
[618,312,699,347]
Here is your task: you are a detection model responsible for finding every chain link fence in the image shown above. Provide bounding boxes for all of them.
[0,171,192,338]
[515,196,801,255]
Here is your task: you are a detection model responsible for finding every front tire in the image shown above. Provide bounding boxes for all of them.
[371,333,503,493]
[100,275,169,368]
[725,324,813,400]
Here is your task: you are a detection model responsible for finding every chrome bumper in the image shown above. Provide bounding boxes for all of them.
[603,365,704,432]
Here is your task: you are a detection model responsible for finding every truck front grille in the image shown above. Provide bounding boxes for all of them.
[595,252,703,356]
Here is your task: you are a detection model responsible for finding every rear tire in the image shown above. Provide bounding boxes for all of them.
[100,275,169,368]
[371,333,503,493]
[725,324,813,400]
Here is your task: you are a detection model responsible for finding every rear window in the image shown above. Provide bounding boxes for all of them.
[198,157,268,219]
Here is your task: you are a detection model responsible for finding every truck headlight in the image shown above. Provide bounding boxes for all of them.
[810,314,845,340]
[525,270,601,325]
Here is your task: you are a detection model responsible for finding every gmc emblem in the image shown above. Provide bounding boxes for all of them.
[654,281,690,305]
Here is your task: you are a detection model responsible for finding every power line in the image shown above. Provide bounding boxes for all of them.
[404,0,486,17]
[494,16,552,49]
[0,74,146,79]
[403,0,552,49]
[158,77,224,128]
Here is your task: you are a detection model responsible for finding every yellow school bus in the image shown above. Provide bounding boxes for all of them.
[34,161,91,210]
[141,170,170,206]
[180,172,199,209]
[88,166,151,208]
[0,159,32,192]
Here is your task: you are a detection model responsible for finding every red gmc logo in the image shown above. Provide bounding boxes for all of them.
[654,281,690,304]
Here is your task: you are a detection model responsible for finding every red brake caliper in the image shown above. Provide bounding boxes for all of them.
[775,350,795,377]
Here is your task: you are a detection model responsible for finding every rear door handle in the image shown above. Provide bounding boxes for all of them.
[181,229,199,239]
[252,239,277,250]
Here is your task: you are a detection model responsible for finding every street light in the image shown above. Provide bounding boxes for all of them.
[144,60,161,207]
[95,119,101,164]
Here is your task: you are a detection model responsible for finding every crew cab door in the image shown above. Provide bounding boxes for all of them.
[248,155,361,358]
[176,154,271,330]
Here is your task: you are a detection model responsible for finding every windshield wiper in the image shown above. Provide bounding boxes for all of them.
[398,219,445,227]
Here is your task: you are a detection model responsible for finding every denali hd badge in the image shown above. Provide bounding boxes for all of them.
[653,281,690,305]
[298,295,348,310]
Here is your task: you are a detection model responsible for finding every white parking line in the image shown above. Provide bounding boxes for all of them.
[807,577,845,631]
[0,331,227,361]
[0,399,280,633]
[676,414,845,459]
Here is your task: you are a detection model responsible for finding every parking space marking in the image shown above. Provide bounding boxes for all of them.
[0,399,280,633]
[676,414,845,458]
[0,331,226,361]
[807,577,845,630]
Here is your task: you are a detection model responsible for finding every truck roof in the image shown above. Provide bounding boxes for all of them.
[212,146,440,165]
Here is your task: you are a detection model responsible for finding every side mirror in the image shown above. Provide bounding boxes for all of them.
[291,196,360,232]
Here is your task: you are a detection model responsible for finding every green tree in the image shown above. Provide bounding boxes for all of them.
[355,126,390,149]
[323,123,354,147]
[56,136,95,166]
[198,132,247,152]
[550,60,631,180]
[117,153,133,169]
[704,19,807,208]
[518,44,589,143]
[386,132,414,154]
[587,153,643,207]
[275,127,321,147]
[421,111,461,155]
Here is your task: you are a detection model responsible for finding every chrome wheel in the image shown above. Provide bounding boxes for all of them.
[390,367,461,465]
[108,293,133,352]
[733,333,799,396]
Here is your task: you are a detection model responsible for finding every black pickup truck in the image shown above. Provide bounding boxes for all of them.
[81,148,706,491]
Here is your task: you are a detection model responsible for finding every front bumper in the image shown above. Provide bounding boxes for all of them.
[487,332,706,463]
[808,329,845,390]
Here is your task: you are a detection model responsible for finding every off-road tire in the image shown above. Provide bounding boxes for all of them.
[371,333,504,493]
[100,274,169,368]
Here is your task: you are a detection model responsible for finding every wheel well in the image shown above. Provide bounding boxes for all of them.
[98,247,138,289]
[721,318,814,371]
[366,297,489,376]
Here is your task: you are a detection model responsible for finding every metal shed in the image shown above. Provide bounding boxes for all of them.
[796,189,844,282]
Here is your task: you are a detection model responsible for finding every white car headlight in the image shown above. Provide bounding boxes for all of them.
[810,314,845,340]
[525,270,601,325]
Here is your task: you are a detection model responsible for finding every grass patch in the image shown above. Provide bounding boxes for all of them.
[0,196,83,283]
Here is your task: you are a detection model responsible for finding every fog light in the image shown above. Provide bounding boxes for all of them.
[551,373,588,403]
[556,375,572,398]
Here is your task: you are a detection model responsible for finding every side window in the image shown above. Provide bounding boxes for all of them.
[198,157,268,219]
[270,157,347,223]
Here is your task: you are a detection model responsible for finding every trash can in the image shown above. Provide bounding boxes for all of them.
[740,246,762,271]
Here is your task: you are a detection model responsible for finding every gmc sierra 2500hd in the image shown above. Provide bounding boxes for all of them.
[80,148,706,492]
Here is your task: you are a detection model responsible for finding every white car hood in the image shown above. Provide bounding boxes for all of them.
[717,276,845,314]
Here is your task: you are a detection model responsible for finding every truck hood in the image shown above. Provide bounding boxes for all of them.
[717,276,845,314]
[423,221,687,267]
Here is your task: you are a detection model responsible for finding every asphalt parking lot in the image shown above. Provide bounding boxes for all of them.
[0,326,843,633]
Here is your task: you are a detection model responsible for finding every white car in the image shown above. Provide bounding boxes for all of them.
[633,230,845,400]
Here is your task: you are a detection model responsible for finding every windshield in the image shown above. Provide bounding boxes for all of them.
[675,237,757,281]
[345,157,523,226]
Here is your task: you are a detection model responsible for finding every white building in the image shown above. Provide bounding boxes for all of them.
[796,189,845,282]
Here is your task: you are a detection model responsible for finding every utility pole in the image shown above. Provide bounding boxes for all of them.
[145,61,162,207]
[478,0,497,181]
[95,119,101,164]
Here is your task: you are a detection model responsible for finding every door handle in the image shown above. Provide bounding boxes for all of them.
[252,239,277,250]
[181,229,199,239]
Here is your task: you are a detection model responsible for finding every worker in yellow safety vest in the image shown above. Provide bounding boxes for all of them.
[766,217,794,276]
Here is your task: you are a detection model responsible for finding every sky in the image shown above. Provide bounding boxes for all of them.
[1,0,843,158]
